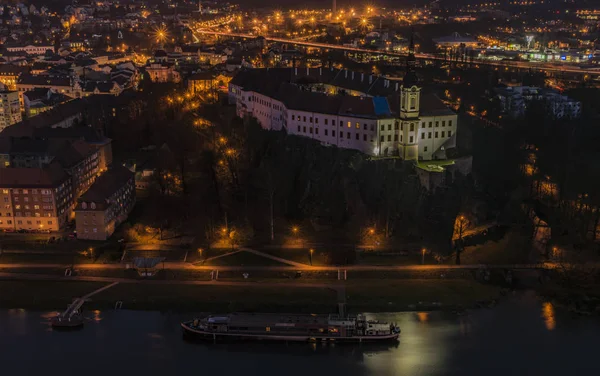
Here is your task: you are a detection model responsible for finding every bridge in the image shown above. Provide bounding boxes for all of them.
[192,29,600,76]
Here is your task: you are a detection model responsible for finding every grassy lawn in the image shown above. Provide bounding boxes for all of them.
[460,231,532,265]
[91,283,338,313]
[345,279,501,311]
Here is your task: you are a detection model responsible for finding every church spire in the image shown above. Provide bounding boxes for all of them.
[403,29,418,87]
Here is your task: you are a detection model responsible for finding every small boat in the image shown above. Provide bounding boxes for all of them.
[182,313,400,343]
[51,310,84,329]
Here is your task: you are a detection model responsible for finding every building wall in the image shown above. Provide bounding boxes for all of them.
[75,210,108,240]
[0,186,71,231]
[230,82,457,160]
[0,91,23,131]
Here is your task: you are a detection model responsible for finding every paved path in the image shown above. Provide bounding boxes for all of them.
[191,250,242,265]
[241,247,309,267]
[0,262,557,271]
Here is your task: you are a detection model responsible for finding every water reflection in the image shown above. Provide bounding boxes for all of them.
[3,294,600,376]
[542,302,556,331]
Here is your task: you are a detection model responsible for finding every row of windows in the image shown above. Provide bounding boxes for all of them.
[381,135,411,143]
[297,126,374,142]
[0,220,53,225]
[14,212,54,218]
[9,205,52,210]
[2,189,52,195]
[381,120,454,132]
[291,115,376,131]
[380,130,453,143]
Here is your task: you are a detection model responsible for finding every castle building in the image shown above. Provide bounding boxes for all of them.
[228,40,457,160]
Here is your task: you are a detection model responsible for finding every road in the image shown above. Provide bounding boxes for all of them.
[193,29,600,75]
[0,262,555,271]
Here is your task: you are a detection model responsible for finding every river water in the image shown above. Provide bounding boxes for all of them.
[1,291,599,376]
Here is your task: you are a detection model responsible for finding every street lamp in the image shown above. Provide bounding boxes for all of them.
[421,248,426,265]
[309,248,314,265]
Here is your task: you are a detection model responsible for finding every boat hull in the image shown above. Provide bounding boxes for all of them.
[181,322,399,343]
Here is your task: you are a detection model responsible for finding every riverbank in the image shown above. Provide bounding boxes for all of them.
[0,278,502,313]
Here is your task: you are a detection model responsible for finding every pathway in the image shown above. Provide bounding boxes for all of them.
[240,248,309,267]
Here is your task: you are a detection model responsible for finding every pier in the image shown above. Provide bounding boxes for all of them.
[54,282,119,323]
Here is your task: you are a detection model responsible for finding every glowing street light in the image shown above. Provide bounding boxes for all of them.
[309,248,314,265]
[421,248,426,265]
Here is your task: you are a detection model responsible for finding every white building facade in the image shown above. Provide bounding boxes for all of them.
[229,66,457,160]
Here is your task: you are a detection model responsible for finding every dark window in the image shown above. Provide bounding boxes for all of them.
[381,125,385,131]
[435,121,439,127]
[370,125,374,131]
[340,121,343,127]
[387,135,391,141]
[303,116,307,122]
[310,117,313,123]
[303,126,306,132]
[428,132,432,139]
[449,120,453,127]
[388,124,392,131]
[292,115,295,120]
[421,133,425,139]
[355,133,359,140]
[316,128,319,135]
[401,124,404,131]
[424,146,428,152]
[332,131,336,137]
[442,121,446,127]
[429,122,432,128]
[409,136,414,143]
[410,123,414,132]
[325,129,328,136]
[394,122,399,130]
[363,134,367,141]
[441,131,445,137]
[347,132,351,139]
[363,124,367,130]
[448,130,452,137]
[435,132,439,138]
[394,135,398,141]
[309,127,313,134]
[297,125,301,132]
[380,135,384,142]
[325,119,328,125]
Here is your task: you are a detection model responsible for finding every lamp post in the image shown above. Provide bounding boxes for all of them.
[421,248,426,265]
[292,226,299,247]
[309,248,314,266]
[198,248,204,264]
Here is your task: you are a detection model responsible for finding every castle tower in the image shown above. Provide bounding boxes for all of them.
[398,33,421,161]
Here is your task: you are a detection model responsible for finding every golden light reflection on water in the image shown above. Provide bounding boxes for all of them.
[92,310,102,322]
[542,302,556,331]
[417,312,429,323]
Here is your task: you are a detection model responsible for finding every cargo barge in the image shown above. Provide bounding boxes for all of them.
[182,313,400,342]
